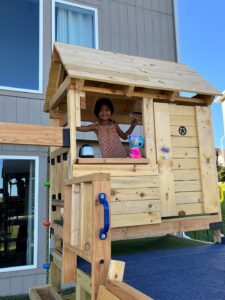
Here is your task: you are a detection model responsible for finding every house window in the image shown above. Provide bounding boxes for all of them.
[0,157,38,272]
[53,0,98,48]
[0,0,43,93]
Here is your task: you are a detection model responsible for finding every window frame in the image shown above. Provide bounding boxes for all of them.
[0,0,43,94]
[0,155,39,273]
[52,0,99,49]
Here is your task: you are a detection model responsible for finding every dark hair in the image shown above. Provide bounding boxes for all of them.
[94,98,114,118]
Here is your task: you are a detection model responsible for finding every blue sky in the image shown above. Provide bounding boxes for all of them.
[177,0,225,147]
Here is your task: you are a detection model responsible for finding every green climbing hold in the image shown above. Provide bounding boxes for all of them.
[44,181,50,187]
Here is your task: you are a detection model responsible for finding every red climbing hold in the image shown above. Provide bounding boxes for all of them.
[43,221,51,227]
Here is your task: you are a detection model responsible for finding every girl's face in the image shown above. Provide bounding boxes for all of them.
[98,104,112,121]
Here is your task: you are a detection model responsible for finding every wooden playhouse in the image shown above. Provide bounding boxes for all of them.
[44,43,222,299]
[0,42,222,299]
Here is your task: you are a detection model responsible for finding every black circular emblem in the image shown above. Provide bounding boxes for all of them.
[179,126,187,136]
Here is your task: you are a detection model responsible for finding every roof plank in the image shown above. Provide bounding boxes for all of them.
[45,42,221,109]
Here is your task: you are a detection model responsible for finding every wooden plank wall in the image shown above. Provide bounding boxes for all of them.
[73,165,161,227]
[155,103,220,218]
[111,175,161,227]
[196,106,220,214]
[169,104,203,216]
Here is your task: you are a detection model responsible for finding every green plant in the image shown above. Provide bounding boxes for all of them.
[218,164,225,182]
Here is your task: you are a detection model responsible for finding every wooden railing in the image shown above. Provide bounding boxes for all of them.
[62,173,111,299]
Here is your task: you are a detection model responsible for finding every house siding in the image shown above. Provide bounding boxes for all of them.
[0,0,177,295]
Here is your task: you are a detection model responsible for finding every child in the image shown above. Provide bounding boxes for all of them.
[77,98,137,158]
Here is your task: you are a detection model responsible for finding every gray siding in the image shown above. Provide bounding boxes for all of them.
[0,0,177,295]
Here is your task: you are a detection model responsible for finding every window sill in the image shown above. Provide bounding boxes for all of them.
[76,158,150,164]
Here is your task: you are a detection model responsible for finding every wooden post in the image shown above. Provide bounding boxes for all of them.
[213,229,222,243]
[67,89,77,177]
[91,175,111,300]
[62,184,77,283]
[67,89,85,177]
[50,262,61,291]
[142,97,156,163]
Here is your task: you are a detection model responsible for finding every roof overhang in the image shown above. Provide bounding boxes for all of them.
[215,91,225,103]
[45,43,222,112]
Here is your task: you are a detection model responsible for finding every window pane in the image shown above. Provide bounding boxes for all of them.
[0,159,36,269]
[0,0,40,90]
[55,3,95,48]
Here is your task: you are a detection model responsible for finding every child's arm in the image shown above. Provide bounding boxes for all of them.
[114,119,137,140]
[76,124,98,133]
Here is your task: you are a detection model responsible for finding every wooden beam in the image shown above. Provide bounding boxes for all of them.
[77,158,150,164]
[53,48,61,63]
[62,185,78,283]
[77,269,92,295]
[142,98,156,162]
[75,91,85,127]
[82,85,208,105]
[193,94,214,104]
[91,177,111,299]
[65,173,110,185]
[165,91,177,102]
[55,64,63,89]
[111,214,220,241]
[0,123,66,147]
[64,242,91,263]
[97,285,120,300]
[76,79,85,91]
[67,89,77,176]
[125,85,135,97]
[50,147,68,158]
[49,76,71,111]
[106,280,152,300]
[213,228,221,243]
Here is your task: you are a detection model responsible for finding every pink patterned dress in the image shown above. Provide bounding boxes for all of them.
[97,123,127,158]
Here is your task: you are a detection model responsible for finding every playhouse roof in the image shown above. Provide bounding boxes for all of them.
[45,43,221,111]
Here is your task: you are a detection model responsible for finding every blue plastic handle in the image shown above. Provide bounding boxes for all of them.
[98,193,110,240]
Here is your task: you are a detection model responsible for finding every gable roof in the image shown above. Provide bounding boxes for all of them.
[45,42,221,110]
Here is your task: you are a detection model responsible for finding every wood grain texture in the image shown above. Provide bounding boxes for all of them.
[111,215,220,241]
[97,285,120,300]
[111,176,159,189]
[111,200,160,214]
[196,106,220,214]
[51,43,220,97]
[154,102,176,217]
[73,164,159,177]
[142,98,156,162]
[111,188,159,201]
[91,178,111,299]
[111,212,161,227]
[106,280,152,300]
[67,89,77,176]
[108,260,125,281]
[0,123,64,147]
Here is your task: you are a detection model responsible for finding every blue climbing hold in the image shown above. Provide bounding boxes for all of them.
[42,263,50,269]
